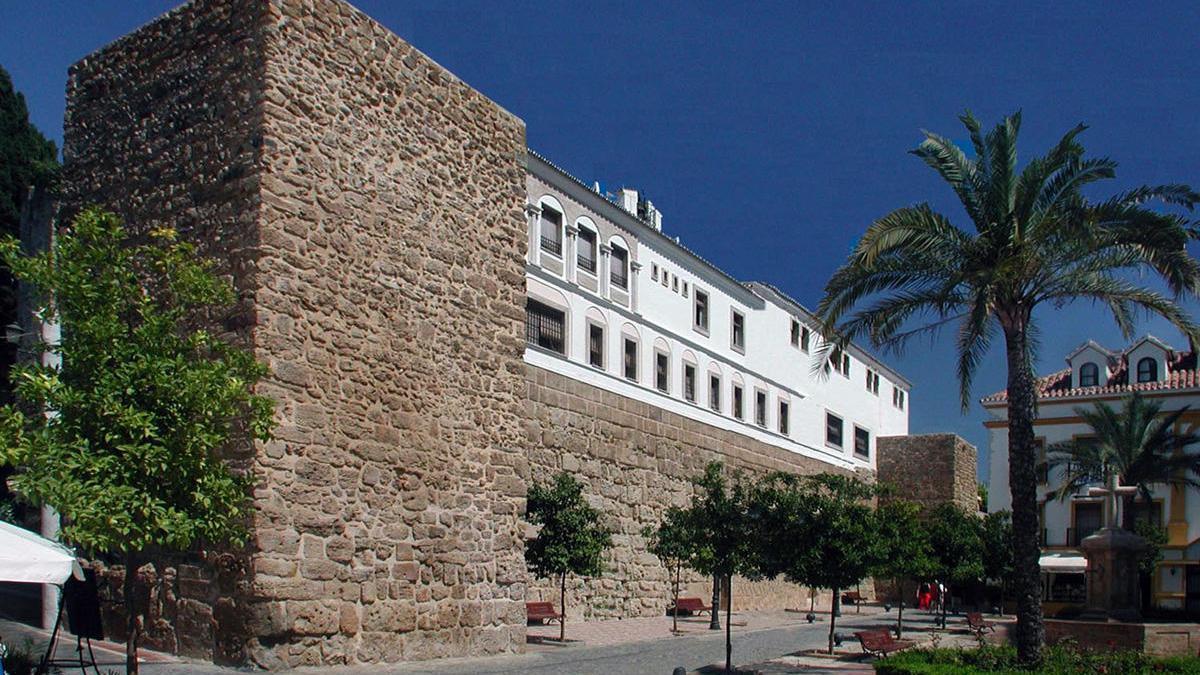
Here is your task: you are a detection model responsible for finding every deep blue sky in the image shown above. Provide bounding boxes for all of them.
[4,2,1200,484]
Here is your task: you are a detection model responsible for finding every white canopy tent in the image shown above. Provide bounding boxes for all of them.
[0,519,82,585]
[1039,552,1088,574]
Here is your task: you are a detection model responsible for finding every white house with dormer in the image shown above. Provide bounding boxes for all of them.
[985,336,1200,615]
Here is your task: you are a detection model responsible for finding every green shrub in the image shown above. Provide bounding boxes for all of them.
[875,645,1200,674]
[1,640,42,675]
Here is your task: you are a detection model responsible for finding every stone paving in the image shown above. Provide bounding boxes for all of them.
[1,607,1012,674]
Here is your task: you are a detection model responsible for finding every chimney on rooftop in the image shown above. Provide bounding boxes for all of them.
[619,188,638,214]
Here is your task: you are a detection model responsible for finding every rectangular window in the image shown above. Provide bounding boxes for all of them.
[539,207,562,256]
[826,412,844,448]
[854,426,870,458]
[779,401,789,435]
[662,272,669,287]
[694,290,709,333]
[843,354,851,376]
[672,277,679,293]
[790,319,801,347]
[893,387,906,410]
[588,323,604,368]
[682,282,688,298]
[655,352,669,393]
[709,375,721,412]
[731,310,745,352]
[525,299,565,354]
[801,327,810,353]
[866,370,880,394]
[611,246,629,289]
[755,390,767,427]
[577,228,597,274]
[1072,502,1103,545]
[684,364,696,402]
[651,263,658,281]
[733,384,744,420]
[1121,498,1163,530]
[623,338,638,381]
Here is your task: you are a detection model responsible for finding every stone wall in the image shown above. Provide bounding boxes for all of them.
[524,365,855,619]
[877,434,978,514]
[63,0,268,662]
[64,0,529,667]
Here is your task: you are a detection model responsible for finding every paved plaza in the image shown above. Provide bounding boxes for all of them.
[2,606,1008,674]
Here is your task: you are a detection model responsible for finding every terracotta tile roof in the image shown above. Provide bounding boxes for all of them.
[981,350,1200,405]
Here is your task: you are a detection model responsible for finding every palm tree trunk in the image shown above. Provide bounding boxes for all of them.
[1004,325,1045,667]
[710,575,721,630]
[124,551,140,675]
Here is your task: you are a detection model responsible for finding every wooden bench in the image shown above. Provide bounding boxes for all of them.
[667,597,712,616]
[526,601,561,624]
[842,591,865,606]
[966,612,995,636]
[854,630,915,658]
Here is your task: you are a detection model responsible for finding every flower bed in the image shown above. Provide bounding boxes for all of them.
[875,645,1200,674]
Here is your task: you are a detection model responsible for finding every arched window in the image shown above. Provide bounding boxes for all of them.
[1136,357,1158,383]
[1079,362,1099,388]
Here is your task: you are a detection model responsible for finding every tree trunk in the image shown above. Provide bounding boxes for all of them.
[124,551,140,675]
[724,575,733,674]
[672,562,680,634]
[896,579,905,639]
[828,586,840,654]
[709,575,721,630]
[1004,324,1045,667]
[559,572,566,643]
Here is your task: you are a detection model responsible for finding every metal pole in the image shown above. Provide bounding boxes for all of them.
[40,320,61,631]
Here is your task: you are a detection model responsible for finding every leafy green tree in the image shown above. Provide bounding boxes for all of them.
[977,483,989,513]
[872,500,933,638]
[525,472,613,643]
[981,511,1016,611]
[815,111,1200,665]
[925,503,985,627]
[0,65,58,523]
[0,209,275,674]
[686,461,757,673]
[644,506,698,634]
[755,472,878,654]
[1046,393,1200,512]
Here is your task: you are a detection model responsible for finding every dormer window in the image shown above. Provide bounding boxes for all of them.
[1079,362,1099,388]
[1136,357,1158,383]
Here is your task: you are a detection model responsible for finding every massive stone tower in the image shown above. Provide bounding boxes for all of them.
[64,0,530,666]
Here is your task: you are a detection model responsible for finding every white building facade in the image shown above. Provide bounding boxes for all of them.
[523,152,910,474]
[986,336,1200,614]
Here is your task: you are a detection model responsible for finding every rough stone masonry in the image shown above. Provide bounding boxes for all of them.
[59,0,920,667]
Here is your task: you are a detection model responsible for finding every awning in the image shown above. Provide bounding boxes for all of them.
[0,520,83,585]
[1039,552,1087,574]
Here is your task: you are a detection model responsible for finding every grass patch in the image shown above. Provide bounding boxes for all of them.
[875,645,1200,674]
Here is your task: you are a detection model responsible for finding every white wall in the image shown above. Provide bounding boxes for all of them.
[524,160,909,471]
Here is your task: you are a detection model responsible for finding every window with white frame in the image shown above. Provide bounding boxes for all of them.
[754,389,767,427]
[539,207,562,256]
[892,386,906,410]
[1079,362,1099,387]
[779,400,789,435]
[577,227,597,274]
[684,363,696,403]
[694,290,710,333]
[801,326,810,353]
[731,309,745,352]
[610,245,629,289]
[525,299,565,354]
[655,351,670,393]
[854,426,870,458]
[733,383,744,420]
[1136,357,1157,383]
[826,412,844,448]
[790,319,801,347]
[588,323,604,368]
[865,369,880,394]
[623,338,638,381]
[709,374,721,412]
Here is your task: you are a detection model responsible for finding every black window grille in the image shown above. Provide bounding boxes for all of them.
[577,229,597,273]
[588,324,604,367]
[540,208,562,256]
[611,246,629,289]
[525,299,564,354]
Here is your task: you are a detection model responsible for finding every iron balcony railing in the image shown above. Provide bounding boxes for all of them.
[540,235,562,256]
[577,255,596,273]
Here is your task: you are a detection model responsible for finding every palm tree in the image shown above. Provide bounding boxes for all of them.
[816,111,1200,666]
[1046,393,1200,528]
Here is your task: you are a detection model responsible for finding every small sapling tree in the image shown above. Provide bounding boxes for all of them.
[925,503,985,627]
[644,506,696,634]
[872,500,933,638]
[0,209,276,674]
[686,461,757,674]
[525,472,613,642]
